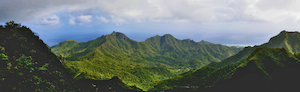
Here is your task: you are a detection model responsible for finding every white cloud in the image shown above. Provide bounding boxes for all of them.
[69,16,76,25]
[3,0,300,24]
[97,16,110,23]
[243,0,300,23]
[96,15,126,25]
[68,15,93,25]
[78,15,93,23]
[0,0,97,22]
[111,15,126,25]
[3,0,300,45]
[39,15,60,25]
[91,0,267,23]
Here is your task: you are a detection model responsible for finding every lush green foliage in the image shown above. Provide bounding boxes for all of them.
[52,31,242,90]
[242,47,300,79]
[150,30,300,92]
[207,46,255,68]
[51,40,79,57]
[263,30,300,54]
[149,61,242,91]
[208,30,300,69]
[0,21,143,92]
[3,21,300,92]
[53,32,242,68]
[151,47,300,92]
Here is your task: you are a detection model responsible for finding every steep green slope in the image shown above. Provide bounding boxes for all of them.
[151,47,300,92]
[207,46,256,68]
[0,21,143,92]
[0,21,80,91]
[51,40,79,57]
[198,47,300,92]
[51,31,242,90]
[208,30,300,68]
[263,30,300,53]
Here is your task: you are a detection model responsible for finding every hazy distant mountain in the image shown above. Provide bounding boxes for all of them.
[51,31,242,90]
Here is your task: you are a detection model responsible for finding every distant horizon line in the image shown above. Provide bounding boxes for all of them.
[222,44,255,47]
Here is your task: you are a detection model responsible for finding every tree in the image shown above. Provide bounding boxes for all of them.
[5,21,21,28]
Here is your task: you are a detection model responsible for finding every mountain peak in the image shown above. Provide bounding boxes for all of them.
[267,30,300,48]
[162,34,173,37]
[286,31,299,37]
[161,34,177,40]
[268,30,300,42]
[183,38,192,41]
[64,40,77,42]
[110,31,124,35]
[278,30,299,36]
[199,40,213,44]
[109,31,130,41]
[265,30,300,53]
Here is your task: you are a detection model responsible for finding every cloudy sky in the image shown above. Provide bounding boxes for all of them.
[1,0,300,46]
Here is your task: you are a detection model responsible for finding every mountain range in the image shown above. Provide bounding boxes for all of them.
[2,21,300,92]
[150,30,300,92]
[51,31,242,90]
[51,31,242,68]
[0,21,142,92]
[208,30,300,68]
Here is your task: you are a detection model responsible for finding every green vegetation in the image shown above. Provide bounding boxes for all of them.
[149,30,300,92]
[208,30,300,68]
[241,47,299,79]
[0,21,79,91]
[52,31,242,90]
[151,47,300,92]
[207,46,255,68]
[0,21,142,92]
[51,40,79,57]
[149,61,241,91]
[4,21,300,92]
[264,30,300,54]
